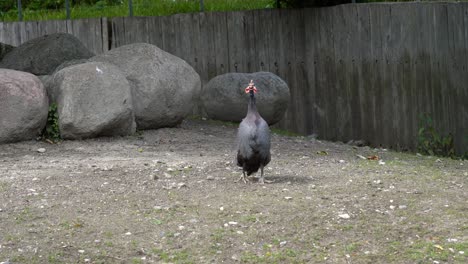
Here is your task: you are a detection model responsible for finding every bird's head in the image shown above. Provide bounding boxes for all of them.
[244,80,257,97]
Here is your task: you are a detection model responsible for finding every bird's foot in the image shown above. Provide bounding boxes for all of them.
[236,174,249,184]
[258,178,274,184]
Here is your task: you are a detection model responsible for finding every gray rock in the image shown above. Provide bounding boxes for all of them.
[0,42,14,61]
[0,33,94,75]
[201,72,290,125]
[53,58,89,75]
[51,61,136,139]
[89,43,201,129]
[0,69,48,143]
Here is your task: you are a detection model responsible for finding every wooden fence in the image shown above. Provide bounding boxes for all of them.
[0,3,467,154]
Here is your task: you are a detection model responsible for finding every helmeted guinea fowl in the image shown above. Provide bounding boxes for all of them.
[236,80,271,184]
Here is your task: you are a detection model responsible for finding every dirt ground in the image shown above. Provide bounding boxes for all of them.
[0,118,466,264]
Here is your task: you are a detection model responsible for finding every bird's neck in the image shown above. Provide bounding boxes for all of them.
[248,94,258,114]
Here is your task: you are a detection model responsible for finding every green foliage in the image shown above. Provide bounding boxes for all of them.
[1,0,272,21]
[42,103,61,142]
[417,114,454,158]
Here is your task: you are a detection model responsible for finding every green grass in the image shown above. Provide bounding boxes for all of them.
[1,0,273,22]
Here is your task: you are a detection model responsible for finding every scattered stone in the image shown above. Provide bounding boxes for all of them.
[178,226,185,230]
[236,230,244,235]
[279,241,287,247]
[78,250,85,254]
[150,174,159,180]
[449,248,455,253]
[174,233,180,237]
[339,160,345,163]
[378,160,386,165]
[228,221,238,225]
[37,148,46,153]
[177,182,187,189]
[338,213,350,219]
[459,251,464,255]
[364,251,370,255]
[398,205,407,209]
[220,207,224,211]
[189,219,198,224]
[447,238,458,242]
[356,154,367,160]
[206,176,215,180]
[125,232,132,236]
[284,197,293,200]
[389,205,396,210]
[435,159,442,163]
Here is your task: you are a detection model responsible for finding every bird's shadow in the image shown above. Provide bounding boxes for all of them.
[251,175,314,185]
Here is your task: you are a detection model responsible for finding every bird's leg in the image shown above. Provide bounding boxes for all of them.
[259,166,274,184]
[236,171,249,184]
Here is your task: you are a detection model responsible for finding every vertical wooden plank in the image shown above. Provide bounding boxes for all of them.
[415,3,433,151]
[267,9,281,77]
[357,4,373,145]
[447,3,467,154]
[304,8,320,136]
[226,11,246,73]
[188,13,202,76]
[293,9,307,135]
[172,14,183,58]
[198,12,213,84]
[368,4,384,148]
[321,6,338,140]
[101,17,108,53]
[331,5,345,140]
[212,12,229,76]
[178,13,193,66]
[147,16,163,48]
[253,10,271,72]
[431,3,450,145]
[463,3,468,153]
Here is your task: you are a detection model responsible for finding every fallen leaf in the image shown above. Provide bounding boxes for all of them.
[434,244,444,250]
[316,150,328,155]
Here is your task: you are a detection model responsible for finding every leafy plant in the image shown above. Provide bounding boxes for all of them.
[42,103,61,142]
[417,114,454,158]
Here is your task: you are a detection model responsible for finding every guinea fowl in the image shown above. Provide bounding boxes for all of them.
[236,80,271,184]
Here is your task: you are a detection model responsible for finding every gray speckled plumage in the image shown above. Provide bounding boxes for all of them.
[236,90,271,183]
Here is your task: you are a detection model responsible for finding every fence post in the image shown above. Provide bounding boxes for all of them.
[200,0,204,12]
[129,0,134,17]
[17,0,23,21]
[275,0,280,8]
[65,0,70,19]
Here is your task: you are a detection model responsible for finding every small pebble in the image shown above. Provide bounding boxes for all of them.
[398,205,407,209]
[78,250,85,254]
[284,197,293,200]
[125,232,132,236]
[279,241,287,247]
[339,160,345,163]
[338,213,350,219]
[228,221,238,225]
[236,231,244,234]
[37,148,46,153]
[459,251,464,255]
[389,205,396,210]
[178,226,185,230]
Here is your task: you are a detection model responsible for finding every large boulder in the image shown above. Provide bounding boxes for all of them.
[0,42,14,61]
[0,69,48,143]
[0,33,94,75]
[89,43,201,129]
[51,61,136,139]
[201,72,290,125]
